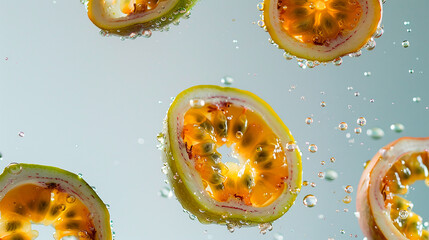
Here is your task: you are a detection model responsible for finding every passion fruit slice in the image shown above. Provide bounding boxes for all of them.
[87,0,198,37]
[161,85,302,226]
[0,163,112,240]
[356,137,429,240]
[262,0,383,64]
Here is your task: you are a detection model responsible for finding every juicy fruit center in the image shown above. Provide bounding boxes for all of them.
[182,100,289,207]
[0,184,96,240]
[120,0,160,14]
[278,0,363,45]
[382,151,429,239]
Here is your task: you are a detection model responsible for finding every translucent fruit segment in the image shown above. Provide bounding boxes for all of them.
[0,184,96,240]
[381,151,429,239]
[279,0,363,45]
[182,102,289,207]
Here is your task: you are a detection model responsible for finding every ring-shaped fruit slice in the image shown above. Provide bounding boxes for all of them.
[160,85,302,226]
[0,163,112,240]
[87,0,198,37]
[262,0,383,64]
[357,137,429,240]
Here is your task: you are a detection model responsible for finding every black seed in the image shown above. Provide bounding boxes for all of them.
[263,162,273,169]
[38,200,49,213]
[293,8,308,18]
[244,176,253,188]
[324,18,334,29]
[6,221,21,232]
[215,183,225,190]
[66,210,76,218]
[11,234,24,240]
[50,205,63,216]
[14,204,26,216]
[255,150,269,163]
[65,221,80,229]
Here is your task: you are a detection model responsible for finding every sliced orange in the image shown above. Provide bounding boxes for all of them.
[0,163,112,240]
[87,0,198,37]
[160,85,302,226]
[357,137,429,239]
[262,0,383,64]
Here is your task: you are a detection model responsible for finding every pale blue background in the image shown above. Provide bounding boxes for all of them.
[0,0,428,239]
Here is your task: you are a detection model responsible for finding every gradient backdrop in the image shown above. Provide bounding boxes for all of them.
[0,0,428,239]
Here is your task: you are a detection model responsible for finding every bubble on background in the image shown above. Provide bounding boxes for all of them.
[303,194,317,208]
[390,123,405,133]
[367,128,384,140]
[308,144,318,153]
[325,169,338,181]
[221,76,234,86]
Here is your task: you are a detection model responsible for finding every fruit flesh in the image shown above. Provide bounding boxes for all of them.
[357,137,429,240]
[279,0,363,45]
[0,183,96,240]
[183,103,288,207]
[120,0,161,15]
[382,151,429,239]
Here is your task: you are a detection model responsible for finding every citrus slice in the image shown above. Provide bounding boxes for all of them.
[0,163,112,240]
[87,0,198,37]
[160,85,302,227]
[356,137,429,239]
[262,0,383,64]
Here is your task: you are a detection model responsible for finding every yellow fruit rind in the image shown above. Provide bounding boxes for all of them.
[0,163,112,240]
[162,85,302,226]
[88,0,198,36]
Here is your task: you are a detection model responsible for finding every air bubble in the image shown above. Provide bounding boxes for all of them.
[402,40,410,48]
[409,69,414,74]
[305,117,313,125]
[338,122,348,131]
[8,163,22,175]
[354,127,362,134]
[308,144,318,153]
[236,131,243,139]
[18,131,25,137]
[303,194,317,207]
[189,99,205,108]
[403,21,410,26]
[367,128,384,140]
[325,169,338,181]
[317,172,325,179]
[273,232,284,240]
[374,27,384,38]
[258,222,273,234]
[159,186,173,198]
[221,76,234,86]
[390,123,404,133]
[330,157,336,163]
[345,185,353,193]
[283,52,293,60]
[320,101,326,107]
[364,72,371,77]
[399,210,409,219]
[66,195,76,204]
[257,2,264,11]
[366,38,376,50]
[357,117,367,126]
[333,57,342,66]
[354,92,360,97]
[286,142,297,152]
[412,97,421,102]
[342,196,352,204]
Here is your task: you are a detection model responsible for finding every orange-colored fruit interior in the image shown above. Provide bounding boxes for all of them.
[381,151,429,239]
[182,101,288,207]
[0,184,96,240]
[278,0,363,45]
[120,0,160,14]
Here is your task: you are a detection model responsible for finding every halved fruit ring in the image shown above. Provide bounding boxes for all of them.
[262,0,383,65]
[160,85,302,227]
[357,137,429,239]
[0,163,112,240]
[87,0,198,37]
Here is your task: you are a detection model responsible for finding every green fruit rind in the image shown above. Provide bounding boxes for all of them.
[161,85,302,226]
[0,163,112,240]
[88,0,199,36]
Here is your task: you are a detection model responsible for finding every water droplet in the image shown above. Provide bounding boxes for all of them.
[317,172,325,179]
[18,131,25,137]
[354,127,362,134]
[308,144,318,153]
[345,185,353,193]
[320,161,326,165]
[357,117,367,126]
[342,196,352,204]
[374,27,384,38]
[310,182,316,187]
[354,92,360,97]
[258,222,273,234]
[257,2,264,11]
[305,117,313,125]
[390,123,404,133]
[221,76,234,86]
[402,40,410,48]
[159,186,173,198]
[338,122,348,131]
[227,223,235,233]
[286,141,297,152]
[325,169,338,181]
[370,99,375,103]
[366,38,376,50]
[66,195,76,204]
[409,69,414,74]
[77,173,83,178]
[142,30,152,38]
[320,101,326,107]
[257,20,265,28]
[399,210,409,219]
[364,72,372,77]
[412,96,421,103]
[404,21,410,26]
[330,157,336,163]
[189,99,205,108]
[303,194,317,207]
[406,28,412,32]
[8,163,22,175]
[303,180,308,186]
[367,128,384,140]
